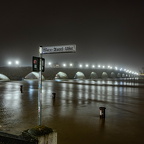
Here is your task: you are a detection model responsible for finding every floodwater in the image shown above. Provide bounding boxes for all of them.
[0,79,144,144]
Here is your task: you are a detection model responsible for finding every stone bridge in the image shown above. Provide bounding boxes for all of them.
[0,67,137,80]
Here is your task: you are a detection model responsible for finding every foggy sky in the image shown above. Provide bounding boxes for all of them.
[0,0,144,71]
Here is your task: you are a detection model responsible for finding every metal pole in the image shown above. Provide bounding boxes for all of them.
[38,46,43,125]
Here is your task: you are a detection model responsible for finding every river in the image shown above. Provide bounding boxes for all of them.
[0,79,144,144]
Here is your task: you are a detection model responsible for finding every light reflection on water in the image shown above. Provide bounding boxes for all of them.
[0,80,143,117]
[0,79,144,144]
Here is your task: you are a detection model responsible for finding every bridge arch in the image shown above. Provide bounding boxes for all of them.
[90,72,98,79]
[25,72,45,80]
[117,73,121,78]
[74,71,85,79]
[0,74,10,81]
[111,72,116,78]
[102,72,108,79]
[55,72,68,79]
[122,73,125,78]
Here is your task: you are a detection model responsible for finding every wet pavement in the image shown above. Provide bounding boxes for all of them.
[0,79,144,144]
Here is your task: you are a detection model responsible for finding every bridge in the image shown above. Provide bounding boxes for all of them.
[0,66,138,81]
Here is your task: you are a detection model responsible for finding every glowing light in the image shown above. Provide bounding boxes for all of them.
[79,64,82,68]
[92,65,95,68]
[85,64,89,68]
[15,61,19,65]
[98,65,101,68]
[70,63,73,67]
[63,63,66,67]
[8,61,12,65]
[48,62,51,65]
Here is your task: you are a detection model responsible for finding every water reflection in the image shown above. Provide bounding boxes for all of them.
[0,79,144,144]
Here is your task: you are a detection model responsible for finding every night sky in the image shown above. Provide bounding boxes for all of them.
[0,0,144,72]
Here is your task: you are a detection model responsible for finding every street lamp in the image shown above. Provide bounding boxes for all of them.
[70,63,73,67]
[98,65,101,68]
[79,64,82,68]
[48,62,51,66]
[63,63,66,67]
[115,67,118,70]
[92,65,95,68]
[15,60,19,65]
[8,61,12,65]
[85,64,89,68]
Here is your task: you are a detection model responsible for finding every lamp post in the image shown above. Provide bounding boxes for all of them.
[8,61,12,66]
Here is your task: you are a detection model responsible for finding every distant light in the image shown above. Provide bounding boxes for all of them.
[108,65,110,68]
[48,62,51,65]
[63,63,66,67]
[98,65,101,68]
[103,66,105,68]
[70,63,73,67]
[92,65,95,68]
[79,64,83,68]
[85,64,89,68]
[8,61,12,65]
[15,60,19,65]
[120,68,123,71]
[115,67,118,70]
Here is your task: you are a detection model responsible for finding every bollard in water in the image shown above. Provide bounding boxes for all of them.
[99,107,106,118]
[20,85,23,93]
[52,93,56,99]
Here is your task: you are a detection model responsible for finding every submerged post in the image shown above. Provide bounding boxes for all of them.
[38,46,43,125]
[20,85,23,93]
[99,107,106,119]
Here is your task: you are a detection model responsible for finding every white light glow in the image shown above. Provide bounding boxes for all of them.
[79,64,82,68]
[70,63,73,66]
[92,65,95,68]
[15,61,19,65]
[8,61,12,65]
[48,62,51,65]
[63,64,66,67]
[85,64,89,67]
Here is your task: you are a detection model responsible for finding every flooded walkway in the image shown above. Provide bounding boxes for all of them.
[0,79,144,144]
